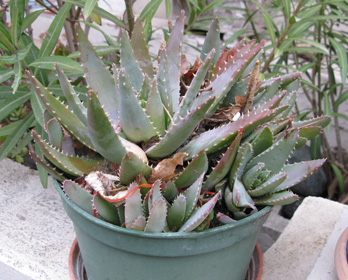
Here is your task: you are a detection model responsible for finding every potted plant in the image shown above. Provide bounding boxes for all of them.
[27,12,330,280]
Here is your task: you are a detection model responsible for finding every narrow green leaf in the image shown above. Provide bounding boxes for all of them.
[10,6,19,47]
[63,0,127,29]
[39,3,72,58]
[81,20,119,47]
[139,0,162,40]
[0,112,34,161]
[83,0,98,19]
[283,0,291,21]
[21,9,45,33]
[334,90,348,109]
[329,37,347,85]
[262,11,276,48]
[165,0,171,17]
[0,92,30,122]
[0,70,14,83]
[29,56,83,73]
[330,163,345,195]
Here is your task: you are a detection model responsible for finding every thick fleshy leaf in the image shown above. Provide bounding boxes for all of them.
[174,49,215,122]
[26,71,94,149]
[56,64,87,126]
[145,79,166,136]
[146,97,215,159]
[130,19,154,78]
[248,172,287,197]
[229,143,253,184]
[29,150,65,181]
[183,173,205,219]
[179,92,288,159]
[148,180,165,212]
[119,69,157,143]
[246,129,299,174]
[120,31,144,92]
[119,152,152,185]
[167,194,186,231]
[131,216,147,231]
[125,183,144,228]
[32,130,103,177]
[144,199,167,233]
[78,28,119,127]
[93,194,120,225]
[203,130,243,191]
[175,149,208,189]
[200,18,220,64]
[178,192,220,232]
[232,178,255,209]
[292,116,331,129]
[63,180,93,215]
[46,118,63,150]
[251,126,273,156]
[272,159,326,193]
[242,162,265,190]
[255,190,299,206]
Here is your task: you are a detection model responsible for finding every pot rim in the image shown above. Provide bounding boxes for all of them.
[335,226,348,280]
[54,179,272,239]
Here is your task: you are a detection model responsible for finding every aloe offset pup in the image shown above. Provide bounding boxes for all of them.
[27,12,329,233]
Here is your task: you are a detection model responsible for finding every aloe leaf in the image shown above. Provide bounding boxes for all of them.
[248,172,287,197]
[191,59,245,113]
[148,180,164,211]
[119,69,157,143]
[145,199,167,233]
[246,129,299,174]
[26,71,94,149]
[167,194,186,231]
[125,183,144,228]
[175,149,208,189]
[255,190,299,206]
[160,11,185,115]
[232,178,255,209]
[0,112,35,162]
[61,134,75,156]
[145,79,166,136]
[47,118,63,150]
[131,216,147,231]
[63,180,93,215]
[139,75,151,105]
[250,126,273,156]
[146,97,215,159]
[203,130,243,191]
[38,3,72,58]
[179,92,287,159]
[120,152,152,185]
[87,90,128,165]
[224,186,239,212]
[183,173,205,219]
[32,130,102,177]
[178,191,220,233]
[229,142,253,185]
[130,19,154,78]
[242,162,265,190]
[174,49,215,122]
[29,150,65,181]
[254,79,281,105]
[200,18,220,64]
[292,116,331,130]
[161,182,179,203]
[93,194,120,225]
[120,31,144,92]
[0,92,30,122]
[78,28,119,128]
[56,64,87,126]
[271,159,326,193]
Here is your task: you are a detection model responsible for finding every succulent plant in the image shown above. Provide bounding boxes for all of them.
[27,12,330,233]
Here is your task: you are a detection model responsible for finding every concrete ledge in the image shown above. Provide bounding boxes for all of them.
[262,196,348,280]
[0,158,75,280]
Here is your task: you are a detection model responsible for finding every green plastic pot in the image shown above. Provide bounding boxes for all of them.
[55,181,271,280]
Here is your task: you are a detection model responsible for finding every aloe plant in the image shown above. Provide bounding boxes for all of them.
[27,12,330,233]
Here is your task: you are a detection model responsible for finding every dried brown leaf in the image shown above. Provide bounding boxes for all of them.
[149,153,187,183]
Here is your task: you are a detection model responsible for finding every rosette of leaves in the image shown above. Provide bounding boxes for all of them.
[27,12,330,233]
